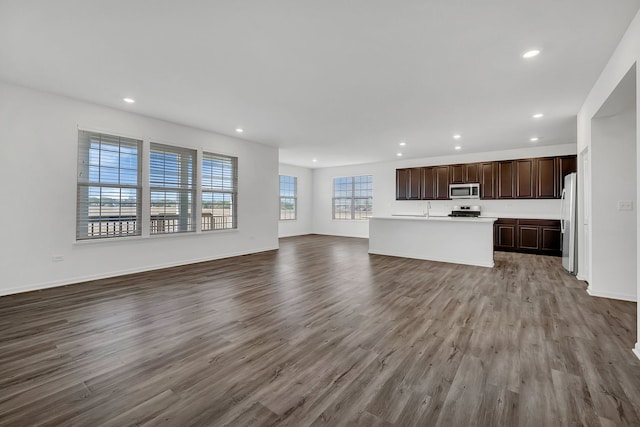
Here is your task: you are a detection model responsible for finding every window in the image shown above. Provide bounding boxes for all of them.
[279,175,297,220]
[77,131,142,240]
[77,131,240,239]
[333,175,373,220]
[150,143,196,234]
[202,152,237,230]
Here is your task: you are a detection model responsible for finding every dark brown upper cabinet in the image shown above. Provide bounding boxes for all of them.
[497,161,515,199]
[450,164,464,184]
[395,167,422,200]
[408,167,421,199]
[434,166,450,200]
[395,154,576,201]
[422,167,435,200]
[479,162,496,199]
[464,163,479,183]
[451,163,479,184]
[515,159,535,198]
[396,169,409,200]
[557,155,577,194]
[536,157,557,199]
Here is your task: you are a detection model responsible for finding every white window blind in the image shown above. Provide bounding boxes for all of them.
[77,130,142,240]
[202,152,237,230]
[332,175,373,220]
[150,143,196,234]
[279,175,297,220]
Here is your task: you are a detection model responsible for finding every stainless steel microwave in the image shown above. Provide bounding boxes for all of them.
[449,183,480,199]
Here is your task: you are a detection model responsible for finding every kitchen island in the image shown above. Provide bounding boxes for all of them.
[369,215,497,267]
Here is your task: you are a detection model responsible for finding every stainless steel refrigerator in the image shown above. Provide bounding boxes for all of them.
[560,172,577,274]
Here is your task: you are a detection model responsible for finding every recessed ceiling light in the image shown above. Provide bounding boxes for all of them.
[530,137,539,142]
[453,134,462,140]
[522,49,540,59]
[123,97,135,103]
[235,128,244,133]
[312,158,317,163]
[396,152,403,157]
[399,141,407,146]
[532,113,544,118]
[454,146,462,150]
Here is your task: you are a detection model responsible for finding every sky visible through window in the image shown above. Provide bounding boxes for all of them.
[149,144,195,233]
[86,139,139,213]
[279,175,297,220]
[202,153,237,230]
[333,175,372,220]
[77,131,142,239]
[79,132,238,237]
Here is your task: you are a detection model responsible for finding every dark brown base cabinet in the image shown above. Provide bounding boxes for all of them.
[396,155,576,200]
[494,218,518,250]
[494,218,562,256]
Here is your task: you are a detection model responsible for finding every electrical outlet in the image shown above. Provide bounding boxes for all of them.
[617,200,633,211]
[52,255,64,262]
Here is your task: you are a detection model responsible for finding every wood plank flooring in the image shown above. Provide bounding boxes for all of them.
[0,234,638,426]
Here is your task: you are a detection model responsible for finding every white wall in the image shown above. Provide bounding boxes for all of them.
[313,162,374,238]
[576,8,640,358]
[590,111,637,302]
[312,144,577,238]
[278,163,313,237]
[0,81,279,296]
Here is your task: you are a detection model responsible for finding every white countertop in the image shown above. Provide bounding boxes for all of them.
[387,213,560,220]
[373,215,497,223]
[484,213,561,220]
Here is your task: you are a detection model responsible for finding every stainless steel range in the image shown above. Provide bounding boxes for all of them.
[449,205,481,217]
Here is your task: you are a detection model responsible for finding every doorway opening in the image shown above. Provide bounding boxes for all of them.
[589,64,637,301]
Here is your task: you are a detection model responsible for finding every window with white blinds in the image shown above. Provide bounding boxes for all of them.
[77,130,142,240]
[150,143,196,234]
[279,175,297,220]
[332,175,373,220]
[202,152,237,230]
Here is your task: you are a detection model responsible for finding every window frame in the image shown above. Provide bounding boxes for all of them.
[332,175,373,220]
[76,130,143,240]
[279,175,298,221]
[201,152,238,231]
[149,142,197,235]
[76,129,243,242]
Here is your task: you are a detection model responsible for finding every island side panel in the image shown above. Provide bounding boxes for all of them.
[368,217,495,267]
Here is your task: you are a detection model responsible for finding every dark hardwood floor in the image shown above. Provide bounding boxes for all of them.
[0,235,638,426]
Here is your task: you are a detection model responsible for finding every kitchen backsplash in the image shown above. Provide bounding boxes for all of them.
[389,199,561,220]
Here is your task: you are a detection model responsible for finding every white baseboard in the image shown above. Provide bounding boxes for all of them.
[278,232,314,238]
[0,245,279,297]
[586,286,637,302]
[633,344,640,361]
[313,232,369,239]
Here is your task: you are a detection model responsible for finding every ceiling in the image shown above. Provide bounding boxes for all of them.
[1,1,639,168]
